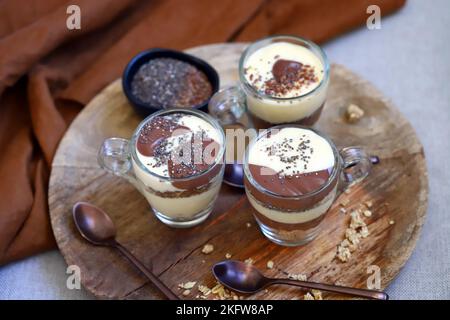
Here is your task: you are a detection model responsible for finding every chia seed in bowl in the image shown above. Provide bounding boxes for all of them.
[131,58,212,109]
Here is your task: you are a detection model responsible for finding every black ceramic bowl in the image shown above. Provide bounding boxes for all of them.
[122,48,219,117]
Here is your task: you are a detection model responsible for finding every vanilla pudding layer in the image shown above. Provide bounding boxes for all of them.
[132,159,224,218]
[243,42,328,124]
[246,185,337,224]
[139,173,223,219]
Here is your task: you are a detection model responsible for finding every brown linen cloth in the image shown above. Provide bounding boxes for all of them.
[0,0,405,265]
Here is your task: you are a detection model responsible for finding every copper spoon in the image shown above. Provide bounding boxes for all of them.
[213,260,388,300]
[72,202,178,300]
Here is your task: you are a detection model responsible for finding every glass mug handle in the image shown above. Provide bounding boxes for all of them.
[208,85,247,126]
[97,138,144,192]
[339,146,379,189]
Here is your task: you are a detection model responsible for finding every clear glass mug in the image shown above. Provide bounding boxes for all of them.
[243,125,377,246]
[209,35,330,129]
[98,109,226,228]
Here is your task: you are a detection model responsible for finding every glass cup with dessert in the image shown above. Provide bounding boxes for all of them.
[243,125,374,246]
[98,108,225,228]
[209,35,329,129]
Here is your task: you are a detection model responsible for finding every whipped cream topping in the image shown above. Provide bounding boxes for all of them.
[244,42,324,98]
[248,127,335,177]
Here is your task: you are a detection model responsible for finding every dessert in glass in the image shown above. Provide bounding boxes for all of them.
[244,125,373,246]
[240,35,329,129]
[98,109,225,227]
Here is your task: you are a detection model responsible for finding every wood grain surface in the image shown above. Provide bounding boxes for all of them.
[48,43,428,300]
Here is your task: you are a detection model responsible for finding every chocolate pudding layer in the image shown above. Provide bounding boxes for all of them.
[132,111,224,219]
[242,41,328,125]
[244,127,337,236]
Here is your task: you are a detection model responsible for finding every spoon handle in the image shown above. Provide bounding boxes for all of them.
[114,242,179,300]
[269,279,388,300]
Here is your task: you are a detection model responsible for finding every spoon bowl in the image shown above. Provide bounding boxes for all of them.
[73,202,116,245]
[213,260,267,293]
[223,163,244,188]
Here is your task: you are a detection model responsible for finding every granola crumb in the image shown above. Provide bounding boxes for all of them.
[364,200,373,208]
[304,293,315,300]
[341,238,357,252]
[210,282,239,300]
[337,245,351,262]
[246,222,252,228]
[179,281,196,290]
[340,198,350,206]
[334,280,345,286]
[288,273,307,281]
[225,253,232,259]
[350,210,365,229]
[346,103,365,123]
[182,289,191,296]
[311,290,323,300]
[266,260,274,269]
[202,244,214,254]
[360,226,370,238]
[345,228,361,245]
[363,210,372,217]
[339,207,347,214]
[198,284,212,296]
[244,258,254,265]
[389,220,395,225]
[340,238,350,248]
[336,204,372,262]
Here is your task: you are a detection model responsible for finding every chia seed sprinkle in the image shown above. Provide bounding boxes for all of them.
[263,135,314,176]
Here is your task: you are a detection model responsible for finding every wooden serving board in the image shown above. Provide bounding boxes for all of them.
[49,43,428,300]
